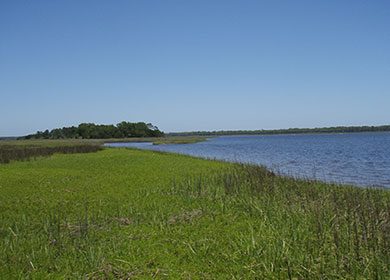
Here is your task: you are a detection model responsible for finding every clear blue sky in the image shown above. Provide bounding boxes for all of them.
[1,0,389,136]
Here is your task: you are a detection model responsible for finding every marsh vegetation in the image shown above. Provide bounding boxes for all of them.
[0,141,102,164]
[0,136,206,164]
[0,146,389,278]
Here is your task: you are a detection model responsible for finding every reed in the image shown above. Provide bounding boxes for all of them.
[173,163,390,278]
[0,144,102,163]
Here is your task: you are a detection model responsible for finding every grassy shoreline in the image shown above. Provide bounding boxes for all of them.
[0,135,208,146]
[0,146,389,278]
[103,135,208,145]
[0,136,207,164]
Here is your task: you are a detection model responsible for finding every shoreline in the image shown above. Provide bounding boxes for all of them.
[108,146,390,190]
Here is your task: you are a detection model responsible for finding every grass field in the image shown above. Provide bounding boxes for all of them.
[0,147,389,279]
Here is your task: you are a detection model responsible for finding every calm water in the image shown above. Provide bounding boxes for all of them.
[106,132,390,188]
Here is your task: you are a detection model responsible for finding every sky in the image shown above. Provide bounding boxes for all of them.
[1,0,389,136]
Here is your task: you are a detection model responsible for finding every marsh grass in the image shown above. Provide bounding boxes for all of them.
[150,136,207,145]
[0,148,389,278]
[0,144,102,163]
[103,136,207,145]
[172,164,390,278]
[0,136,206,164]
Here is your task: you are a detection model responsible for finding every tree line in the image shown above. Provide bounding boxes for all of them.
[169,125,390,136]
[21,122,164,139]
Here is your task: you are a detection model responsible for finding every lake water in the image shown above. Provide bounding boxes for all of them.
[106,132,390,188]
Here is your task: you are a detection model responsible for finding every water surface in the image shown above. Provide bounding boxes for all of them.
[106,132,390,188]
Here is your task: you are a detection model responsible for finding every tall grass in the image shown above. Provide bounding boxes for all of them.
[0,148,389,278]
[0,135,205,164]
[173,164,390,278]
[0,144,102,163]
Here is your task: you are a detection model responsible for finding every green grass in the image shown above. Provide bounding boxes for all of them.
[0,141,102,164]
[0,139,103,147]
[0,148,389,279]
[0,136,206,163]
[0,136,207,147]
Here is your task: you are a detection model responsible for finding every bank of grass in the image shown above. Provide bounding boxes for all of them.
[1,136,207,147]
[0,148,389,278]
[0,140,102,164]
[0,136,206,163]
[103,135,208,145]
[151,136,207,145]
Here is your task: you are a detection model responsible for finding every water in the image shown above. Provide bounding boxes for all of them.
[106,132,390,188]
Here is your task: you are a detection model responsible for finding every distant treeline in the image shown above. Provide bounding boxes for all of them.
[21,122,164,139]
[169,125,390,136]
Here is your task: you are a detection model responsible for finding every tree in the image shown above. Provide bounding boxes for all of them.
[21,122,164,139]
